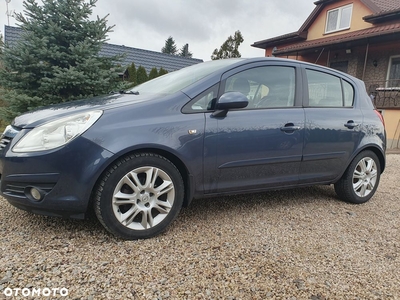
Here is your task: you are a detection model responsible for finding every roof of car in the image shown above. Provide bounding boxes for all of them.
[246,57,363,83]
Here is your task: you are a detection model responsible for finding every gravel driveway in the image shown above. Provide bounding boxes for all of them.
[0,154,399,299]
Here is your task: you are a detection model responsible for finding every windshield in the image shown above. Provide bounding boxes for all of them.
[130,59,243,95]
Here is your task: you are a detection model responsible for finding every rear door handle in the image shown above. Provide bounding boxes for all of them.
[344,121,359,129]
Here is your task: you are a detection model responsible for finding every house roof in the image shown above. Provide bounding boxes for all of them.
[252,0,400,50]
[99,44,203,73]
[251,32,307,49]
[314,0,400,14]
[273,21,400,55]
[363,0,400,14]
[3,25,203,73]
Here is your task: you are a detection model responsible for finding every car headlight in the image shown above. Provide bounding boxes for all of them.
[13,110,103,152]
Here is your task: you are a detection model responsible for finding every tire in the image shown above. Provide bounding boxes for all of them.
[94,153,184,240]
[334,150,381,204]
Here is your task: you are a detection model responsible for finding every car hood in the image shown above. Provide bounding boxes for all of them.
[12,93,159,128]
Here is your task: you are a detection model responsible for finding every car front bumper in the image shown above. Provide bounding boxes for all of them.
[0,135,114,219]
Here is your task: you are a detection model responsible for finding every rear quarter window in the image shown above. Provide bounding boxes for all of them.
[342,80,354,107]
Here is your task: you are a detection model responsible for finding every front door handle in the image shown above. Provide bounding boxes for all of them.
[280,123,301,133]
[344,120,359,129]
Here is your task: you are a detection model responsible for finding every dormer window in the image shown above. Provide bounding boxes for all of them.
[325,4,353,34]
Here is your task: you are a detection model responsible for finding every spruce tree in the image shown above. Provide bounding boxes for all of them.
[148,67,158,80]
[158,68,168,76]
[161,36,177,55]
[127,62,137,84]
[179,44,193,58]
[136,66,148,85]
[0,0,122,122]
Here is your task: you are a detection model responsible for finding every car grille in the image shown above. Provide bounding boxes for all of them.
[0,137,12,150]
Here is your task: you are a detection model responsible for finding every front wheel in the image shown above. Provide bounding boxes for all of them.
[94,153,184,240]
[334,150,381,204]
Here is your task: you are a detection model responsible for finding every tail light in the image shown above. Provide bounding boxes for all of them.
[374,109,385,127]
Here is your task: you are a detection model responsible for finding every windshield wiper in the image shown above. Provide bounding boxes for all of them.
[109,90,140,95]
[119,90,139,95]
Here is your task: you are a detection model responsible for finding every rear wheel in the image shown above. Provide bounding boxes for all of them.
[94,153,184,239]
[334,150,381,204]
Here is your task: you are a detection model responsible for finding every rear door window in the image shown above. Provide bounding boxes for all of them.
[306,69,354,107]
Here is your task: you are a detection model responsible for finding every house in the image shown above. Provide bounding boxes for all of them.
[252,0,400,149]
[3,25,203,75]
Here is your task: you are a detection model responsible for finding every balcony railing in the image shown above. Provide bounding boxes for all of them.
[366,79,400,109]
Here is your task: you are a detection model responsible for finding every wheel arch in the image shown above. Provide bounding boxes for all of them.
[357,146,386,173]
[88,147,194,216]
[333,145,385,185]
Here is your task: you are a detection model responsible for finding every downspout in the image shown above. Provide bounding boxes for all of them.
[362,43,369,81]
[315,48,325,64]
[327,50,330,67]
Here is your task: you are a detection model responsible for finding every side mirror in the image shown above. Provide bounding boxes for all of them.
[213,92,248,117]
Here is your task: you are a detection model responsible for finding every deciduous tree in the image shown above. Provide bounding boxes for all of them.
[211,30,244,60]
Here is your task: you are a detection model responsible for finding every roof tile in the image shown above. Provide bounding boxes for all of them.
[4,25,203,73]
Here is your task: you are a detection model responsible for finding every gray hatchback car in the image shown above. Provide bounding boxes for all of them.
[0,58,386,239]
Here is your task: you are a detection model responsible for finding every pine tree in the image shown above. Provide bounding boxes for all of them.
[148,67,158,80]
[0,0,122,122]
[211,30,244,60]
[136,66,148,85]
[161,36,177,55]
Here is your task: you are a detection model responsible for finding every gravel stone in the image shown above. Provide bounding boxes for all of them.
[0,154,399,299]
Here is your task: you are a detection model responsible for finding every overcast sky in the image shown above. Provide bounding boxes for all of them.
[0,0,316,61]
